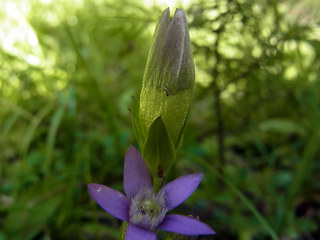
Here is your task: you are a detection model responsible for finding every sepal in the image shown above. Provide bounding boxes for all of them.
[142,116,176,178]
[130,96,146,148]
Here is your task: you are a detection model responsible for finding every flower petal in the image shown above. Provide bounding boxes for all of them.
[88,183,129,221]
[143,8,170,85]
[160,173,203,210]
[124,146,152,199]
[161,9,186,94]
[158,214,215,235]
[125,223,157,240]
[174,9,195,92]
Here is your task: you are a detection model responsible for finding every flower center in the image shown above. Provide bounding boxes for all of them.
[129,188,168,230]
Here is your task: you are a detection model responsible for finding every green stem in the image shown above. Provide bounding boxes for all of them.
[153,176,163,192]
[119,221,128,240]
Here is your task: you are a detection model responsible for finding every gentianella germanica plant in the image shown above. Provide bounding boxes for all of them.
[88,8,215,240]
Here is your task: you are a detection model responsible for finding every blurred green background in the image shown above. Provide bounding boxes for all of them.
[1,0,320,239]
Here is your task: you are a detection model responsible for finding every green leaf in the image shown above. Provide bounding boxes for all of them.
[259,119,305,136]
[2,176,66,240]
[142,116,176,178]
[45,105,64,173]
[3,195,61,240]
[22,103,54,154]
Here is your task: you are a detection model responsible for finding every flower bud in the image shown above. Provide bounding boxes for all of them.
[139,8,195,148]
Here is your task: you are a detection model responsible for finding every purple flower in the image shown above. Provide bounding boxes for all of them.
[88,146,215,239]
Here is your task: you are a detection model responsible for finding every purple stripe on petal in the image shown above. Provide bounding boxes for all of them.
[160,173,203,210]
[124,146,152,199]
[158,214,215,235]
[88,183,129,221]
[126,224,157,240]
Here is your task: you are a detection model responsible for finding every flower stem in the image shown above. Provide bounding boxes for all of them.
[119,221,128,240]
[153,176,163,192]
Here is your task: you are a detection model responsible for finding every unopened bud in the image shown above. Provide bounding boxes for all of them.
[139,8,195,148]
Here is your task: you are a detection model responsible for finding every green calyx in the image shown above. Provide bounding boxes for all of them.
[139,87,191,148]
[142,116,176,178]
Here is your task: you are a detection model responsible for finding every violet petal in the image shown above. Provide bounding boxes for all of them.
[88,183,129,221]
[160,173,203,210]
[158,214,215,235]
[123,146,152,199]
[126,224,157,240]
